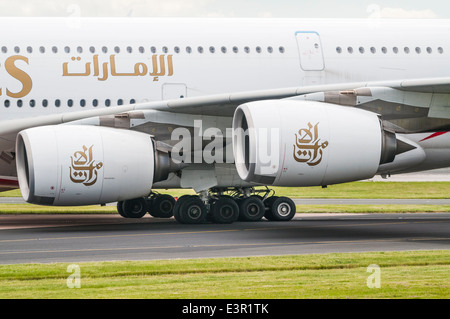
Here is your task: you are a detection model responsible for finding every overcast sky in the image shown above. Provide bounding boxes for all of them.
[0,0,448,19]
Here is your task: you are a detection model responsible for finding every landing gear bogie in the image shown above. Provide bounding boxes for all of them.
[116,187,296,224]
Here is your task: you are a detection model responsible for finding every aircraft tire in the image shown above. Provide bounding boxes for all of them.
[263,196,279,220]
[117,201,128,218]
[173,195,193,223]
[122,198,148,218]
[210,196,239,224]
[176,196,207,224]
[266,196,296,221]
[150,194,175,218]
[238,195,265,221]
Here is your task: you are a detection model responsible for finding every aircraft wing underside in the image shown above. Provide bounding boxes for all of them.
[1,76,450,153]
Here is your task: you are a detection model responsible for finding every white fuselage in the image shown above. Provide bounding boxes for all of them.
[0,18,449,121]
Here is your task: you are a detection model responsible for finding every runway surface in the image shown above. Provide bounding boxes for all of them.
[0,213,449,264]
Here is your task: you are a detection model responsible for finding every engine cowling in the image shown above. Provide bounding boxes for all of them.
[232,100,397,186]
[16,125,158,206]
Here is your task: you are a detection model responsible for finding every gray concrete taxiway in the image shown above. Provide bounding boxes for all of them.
[0,213,448,264]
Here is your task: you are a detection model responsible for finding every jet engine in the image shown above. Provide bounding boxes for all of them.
[16,125,171,206]
[232,100,399,186]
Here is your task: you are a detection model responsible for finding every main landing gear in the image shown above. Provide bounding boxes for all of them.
[117,188,296,224]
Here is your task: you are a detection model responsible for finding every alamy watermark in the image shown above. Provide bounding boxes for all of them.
[170,120,280,175]
[366,264,381,289]
[67,264,81,289]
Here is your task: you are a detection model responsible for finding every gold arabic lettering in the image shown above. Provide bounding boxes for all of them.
[293,122,329,166]
[69,145,103,186]
[62,54,174,81]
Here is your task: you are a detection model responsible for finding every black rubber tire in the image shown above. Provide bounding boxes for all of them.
[267,196,296,221]
[238,195,265,221]
[117,201,128,218]
[177,196,207,224]
[210,196,239,224]
[122,198,148,219]
[263,196,279,220]
[173,195,192,223]
[150,194,175,218]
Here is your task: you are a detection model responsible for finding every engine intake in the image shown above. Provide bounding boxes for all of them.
[16,125,173,206]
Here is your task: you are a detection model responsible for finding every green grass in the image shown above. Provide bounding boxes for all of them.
[1,181,449,199]
[0,251,448,299]
[269,181,450,199]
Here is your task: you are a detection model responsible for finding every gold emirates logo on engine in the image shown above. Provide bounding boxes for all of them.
[69,145,103,186]
[293,122,329,166]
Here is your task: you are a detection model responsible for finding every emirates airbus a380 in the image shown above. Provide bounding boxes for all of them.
[0,17,449,224]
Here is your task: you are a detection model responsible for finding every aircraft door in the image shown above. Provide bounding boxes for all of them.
[295,31,325,71]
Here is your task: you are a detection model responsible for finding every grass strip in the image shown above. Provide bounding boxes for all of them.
[1,182,450,199]
[0,250,448,299]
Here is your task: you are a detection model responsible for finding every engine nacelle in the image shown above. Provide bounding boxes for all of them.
[232,100,397,186]
[16,125,157,206]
